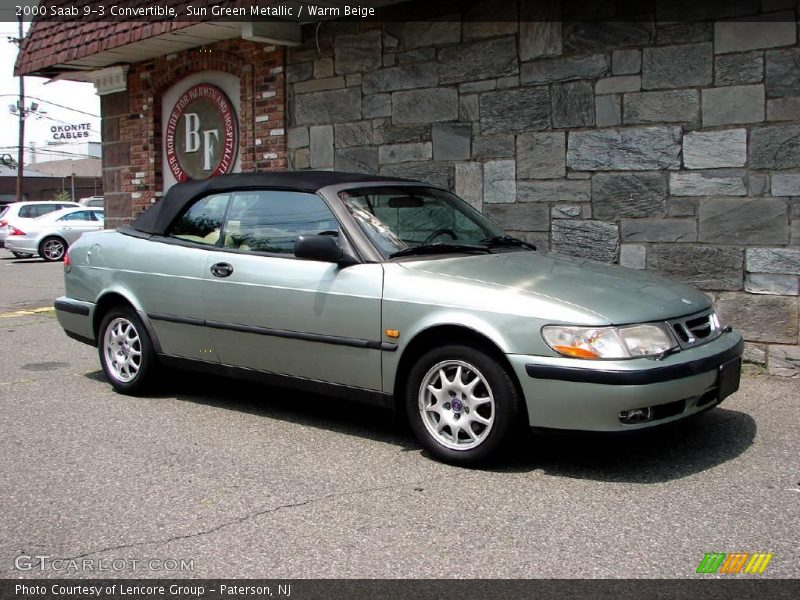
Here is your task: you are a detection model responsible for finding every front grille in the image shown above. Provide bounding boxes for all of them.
[668,309,721,350]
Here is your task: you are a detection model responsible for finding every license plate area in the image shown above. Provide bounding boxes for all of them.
[717,357,742,402]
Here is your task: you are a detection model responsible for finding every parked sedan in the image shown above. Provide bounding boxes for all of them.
[0,200,79,258]
[5,207,104,261]
[54,172,742,464]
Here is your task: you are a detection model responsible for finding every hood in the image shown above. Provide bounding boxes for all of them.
[399,251,712,325]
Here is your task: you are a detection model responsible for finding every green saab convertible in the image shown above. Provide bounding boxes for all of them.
[55,172,743,463]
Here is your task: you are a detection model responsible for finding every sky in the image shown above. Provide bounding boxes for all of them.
[0,19,101,167]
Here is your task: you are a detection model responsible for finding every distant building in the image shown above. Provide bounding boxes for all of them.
[0,164,101,205]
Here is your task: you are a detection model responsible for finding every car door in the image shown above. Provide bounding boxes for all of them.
[201,189,384,391]
[140,192,231,362]
[55,210,103,244]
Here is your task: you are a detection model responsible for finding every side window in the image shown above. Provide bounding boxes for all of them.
[42,204,63,215]
[223,191,339,255]
[58,210,94,222]
[167,193,230,246]
[18,205,35,218]
[91,211,104,221]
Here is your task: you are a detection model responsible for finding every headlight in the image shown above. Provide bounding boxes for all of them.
[542,324,675,359]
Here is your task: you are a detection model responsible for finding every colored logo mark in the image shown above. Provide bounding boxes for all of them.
[696,552,773,574]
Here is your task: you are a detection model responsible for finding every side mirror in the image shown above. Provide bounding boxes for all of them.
[295,235,358,267]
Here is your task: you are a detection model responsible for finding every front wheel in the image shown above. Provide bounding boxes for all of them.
[98,307,158,394]
[406,345,520,464]
[39,237,67,261]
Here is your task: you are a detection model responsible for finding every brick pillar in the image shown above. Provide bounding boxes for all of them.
[101,91,132,229]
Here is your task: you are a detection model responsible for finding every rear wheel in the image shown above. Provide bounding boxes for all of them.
[406,344,520,464]
[98,306,158,394]
[11,251,33,259]
[39,237,67,261]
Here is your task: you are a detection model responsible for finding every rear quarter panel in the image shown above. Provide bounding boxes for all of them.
[66,232,209,357]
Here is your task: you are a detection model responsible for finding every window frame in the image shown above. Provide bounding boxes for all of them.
[159,187,361,263]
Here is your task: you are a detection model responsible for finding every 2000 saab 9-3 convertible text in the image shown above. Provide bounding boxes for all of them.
[54,172,743,463]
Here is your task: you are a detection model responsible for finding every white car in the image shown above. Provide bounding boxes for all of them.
[78,196,104,208]
[5,206,104,261]
[0,200,79,258]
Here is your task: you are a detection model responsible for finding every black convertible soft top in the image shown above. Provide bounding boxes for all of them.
[128,171,416,236]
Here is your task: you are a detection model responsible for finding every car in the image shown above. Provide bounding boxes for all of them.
[53,172,743,464]
[5,206,104,261]
[0,200,80,258]
[78,196,104,208]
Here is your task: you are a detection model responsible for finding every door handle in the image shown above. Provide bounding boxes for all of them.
[210,262,234,278]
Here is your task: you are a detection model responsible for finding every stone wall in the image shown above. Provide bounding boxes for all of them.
[287,7,800,375]
[102,38,286,229]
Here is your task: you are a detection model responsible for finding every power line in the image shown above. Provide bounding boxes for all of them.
[29,96,100,118]
[0,94,100,118]
[0,146,100,160]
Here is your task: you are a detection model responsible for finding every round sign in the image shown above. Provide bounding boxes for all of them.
[164,84,238,182]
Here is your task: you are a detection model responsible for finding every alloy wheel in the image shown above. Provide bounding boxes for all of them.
[418,360,495,451]
[41,238,66,261]
[103,317,143,383]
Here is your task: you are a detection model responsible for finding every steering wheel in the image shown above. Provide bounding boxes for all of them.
[422,228,457,245]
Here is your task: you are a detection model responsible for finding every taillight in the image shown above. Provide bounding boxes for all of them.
[64,251,71,273]
[9,226,25,236]
[0,220,7,227]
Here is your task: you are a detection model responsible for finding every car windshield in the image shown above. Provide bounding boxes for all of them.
[339,186,506,258]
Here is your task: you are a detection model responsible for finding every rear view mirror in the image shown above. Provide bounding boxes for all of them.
[387,196,424,208]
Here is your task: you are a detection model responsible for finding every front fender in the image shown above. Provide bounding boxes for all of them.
[381,303,521,395]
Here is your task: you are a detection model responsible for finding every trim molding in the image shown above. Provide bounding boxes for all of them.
[158,355,393,409]
[526,338,743,385]
[148,312,397,352]
[54,299,91,316]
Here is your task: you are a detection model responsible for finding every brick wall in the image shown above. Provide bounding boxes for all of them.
[286,9,800,375]
[101,38,286,229]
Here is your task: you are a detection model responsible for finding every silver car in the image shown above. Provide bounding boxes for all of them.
[54,172,743,464]
[0,200,80,258]
[5,206,104,261]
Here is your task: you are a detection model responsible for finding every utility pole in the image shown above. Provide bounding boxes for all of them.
[16,15,24,203]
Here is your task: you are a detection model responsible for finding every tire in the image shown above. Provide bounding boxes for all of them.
[406,344,520,464]
[98,306,159,395]
[11,251,33,259]
[39,237,67,262]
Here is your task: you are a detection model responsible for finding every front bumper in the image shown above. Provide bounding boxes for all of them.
[508,329,743,431]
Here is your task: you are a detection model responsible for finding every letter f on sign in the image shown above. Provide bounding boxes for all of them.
[203,129,220,171]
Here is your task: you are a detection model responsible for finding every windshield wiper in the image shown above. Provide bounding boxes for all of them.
[479,235,537,251]
[389,243,492,259]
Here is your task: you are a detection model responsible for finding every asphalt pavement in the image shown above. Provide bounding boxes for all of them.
[0,253,798,579]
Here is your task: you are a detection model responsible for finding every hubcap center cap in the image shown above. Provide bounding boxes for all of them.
[451,398,463,412]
